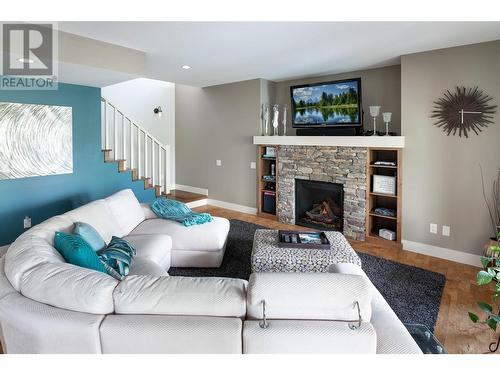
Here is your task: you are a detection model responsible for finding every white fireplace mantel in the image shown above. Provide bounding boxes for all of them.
[253,136,405,148]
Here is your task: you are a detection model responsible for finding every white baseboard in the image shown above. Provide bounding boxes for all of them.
[174,184,208,196]
[207,199,257,215]
[186,198,208,209]
[402,239,482,267]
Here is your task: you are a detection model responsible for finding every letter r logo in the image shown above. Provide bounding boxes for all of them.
[2,24,53,75]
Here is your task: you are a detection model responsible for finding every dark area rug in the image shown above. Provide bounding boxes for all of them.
[169,219,446,330]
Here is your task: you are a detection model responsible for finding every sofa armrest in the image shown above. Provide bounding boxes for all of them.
[329,262,423,354]
[140,203,158,219]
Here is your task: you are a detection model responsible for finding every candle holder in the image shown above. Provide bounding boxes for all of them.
[281,104,288,136]
[382,112,392,136]
[369,106,381,136]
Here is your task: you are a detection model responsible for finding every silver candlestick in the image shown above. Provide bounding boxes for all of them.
[382,112,392,136]
[281,104,288,136]
[369,106,381,136]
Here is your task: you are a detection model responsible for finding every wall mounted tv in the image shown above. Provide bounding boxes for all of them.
[291,78,362,128]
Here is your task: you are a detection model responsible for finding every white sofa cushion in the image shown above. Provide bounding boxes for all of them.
[140,203,158,219]
[0,291,104,353]
[5,235,65,291]
[0,257,16,301]
[62,199,123,243]
[113,275,247,318]
[105,189,146,235]
[100,315,242,354]
[19,261,118,314]
[329,263,422,354]
[128,257,169,277]
[122,234,172,269]
[246,272,372,321]
[243,320,377,354]
[129,217,229,252]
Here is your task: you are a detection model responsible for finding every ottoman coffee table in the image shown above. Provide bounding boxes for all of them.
[251,229,361,273]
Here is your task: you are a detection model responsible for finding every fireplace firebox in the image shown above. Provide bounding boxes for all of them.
[295,179,344,232]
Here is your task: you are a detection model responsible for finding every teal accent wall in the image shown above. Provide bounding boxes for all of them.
[0,82,156,246]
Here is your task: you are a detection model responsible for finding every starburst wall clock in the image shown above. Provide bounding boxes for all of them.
[431,86,497,138]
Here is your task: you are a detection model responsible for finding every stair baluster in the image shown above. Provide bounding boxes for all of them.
[101,97,171,196]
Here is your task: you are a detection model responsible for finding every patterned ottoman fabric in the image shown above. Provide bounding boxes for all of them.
[251,230,361,273]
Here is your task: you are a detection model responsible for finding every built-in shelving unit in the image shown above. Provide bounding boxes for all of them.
[366,148,402,249]
[256,145,278,220]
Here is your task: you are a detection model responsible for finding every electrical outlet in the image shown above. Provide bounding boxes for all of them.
[250,162,256,169]
[216,160,222,167]
[23,216,32,229]
[430,223,437,234]
[442,225,450,237]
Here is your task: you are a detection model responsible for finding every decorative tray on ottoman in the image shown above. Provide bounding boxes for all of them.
[278,230,331,249]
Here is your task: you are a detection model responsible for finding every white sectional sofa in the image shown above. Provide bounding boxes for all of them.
[0,189,421,354]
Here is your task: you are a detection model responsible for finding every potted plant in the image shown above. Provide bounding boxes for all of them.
[469,168,500,352]
[469,226,500,352]
[480,167,499,250]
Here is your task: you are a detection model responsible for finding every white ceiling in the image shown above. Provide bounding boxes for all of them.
[58,22,500,87]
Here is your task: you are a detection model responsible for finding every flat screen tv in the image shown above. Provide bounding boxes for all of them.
[291,78,362,128]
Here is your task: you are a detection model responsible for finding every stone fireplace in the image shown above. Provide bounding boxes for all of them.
[277,145,367,241]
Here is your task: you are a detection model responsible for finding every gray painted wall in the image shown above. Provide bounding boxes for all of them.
[401,40,500,255]
[175,79,262,207]
[274,65,402,135]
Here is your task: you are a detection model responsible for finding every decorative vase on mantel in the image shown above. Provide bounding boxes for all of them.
[272,104,280,136]
[261,103,270,136]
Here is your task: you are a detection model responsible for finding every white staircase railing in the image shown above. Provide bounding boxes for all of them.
[101,97,171,195]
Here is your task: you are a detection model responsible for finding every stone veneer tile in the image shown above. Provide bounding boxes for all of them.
[277,145,367,241]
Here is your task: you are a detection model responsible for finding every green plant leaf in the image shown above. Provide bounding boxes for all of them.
[496,258,500,267]
[481,256,492,268]
[477,301,493,313]
[488,268,497,277]
[477,270,494,285]
[469,312,479,323]
[486,318,497,331]
[490,314,500,323]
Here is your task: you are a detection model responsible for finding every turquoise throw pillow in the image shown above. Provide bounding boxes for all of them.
[97,236,136,280]
[54,232,108,274]
[74,222,106,252]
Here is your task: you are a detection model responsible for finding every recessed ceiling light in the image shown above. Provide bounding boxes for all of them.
[16,57,34,64]
[181,65,191,70]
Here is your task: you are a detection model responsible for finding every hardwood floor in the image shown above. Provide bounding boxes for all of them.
[165,189,207,203]
[1,205,496,355]
[196,205,499,355]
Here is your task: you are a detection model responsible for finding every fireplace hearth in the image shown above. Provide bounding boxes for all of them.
[295,179,344,232]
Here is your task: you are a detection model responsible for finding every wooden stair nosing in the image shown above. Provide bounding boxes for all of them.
[101,150,166,196]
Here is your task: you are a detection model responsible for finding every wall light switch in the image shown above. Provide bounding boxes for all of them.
[216,160,222,167]
[250,162,256,169]
[442,225,450,237]
[23,216,32,229]
[430,223,437,234]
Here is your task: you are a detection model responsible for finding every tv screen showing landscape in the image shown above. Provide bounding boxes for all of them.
[291,78,361,127]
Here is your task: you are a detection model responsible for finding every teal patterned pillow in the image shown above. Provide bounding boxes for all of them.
[54,232,108,274]
[97,236,136,280]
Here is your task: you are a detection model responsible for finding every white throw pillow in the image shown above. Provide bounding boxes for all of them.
[105,189,146,235]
